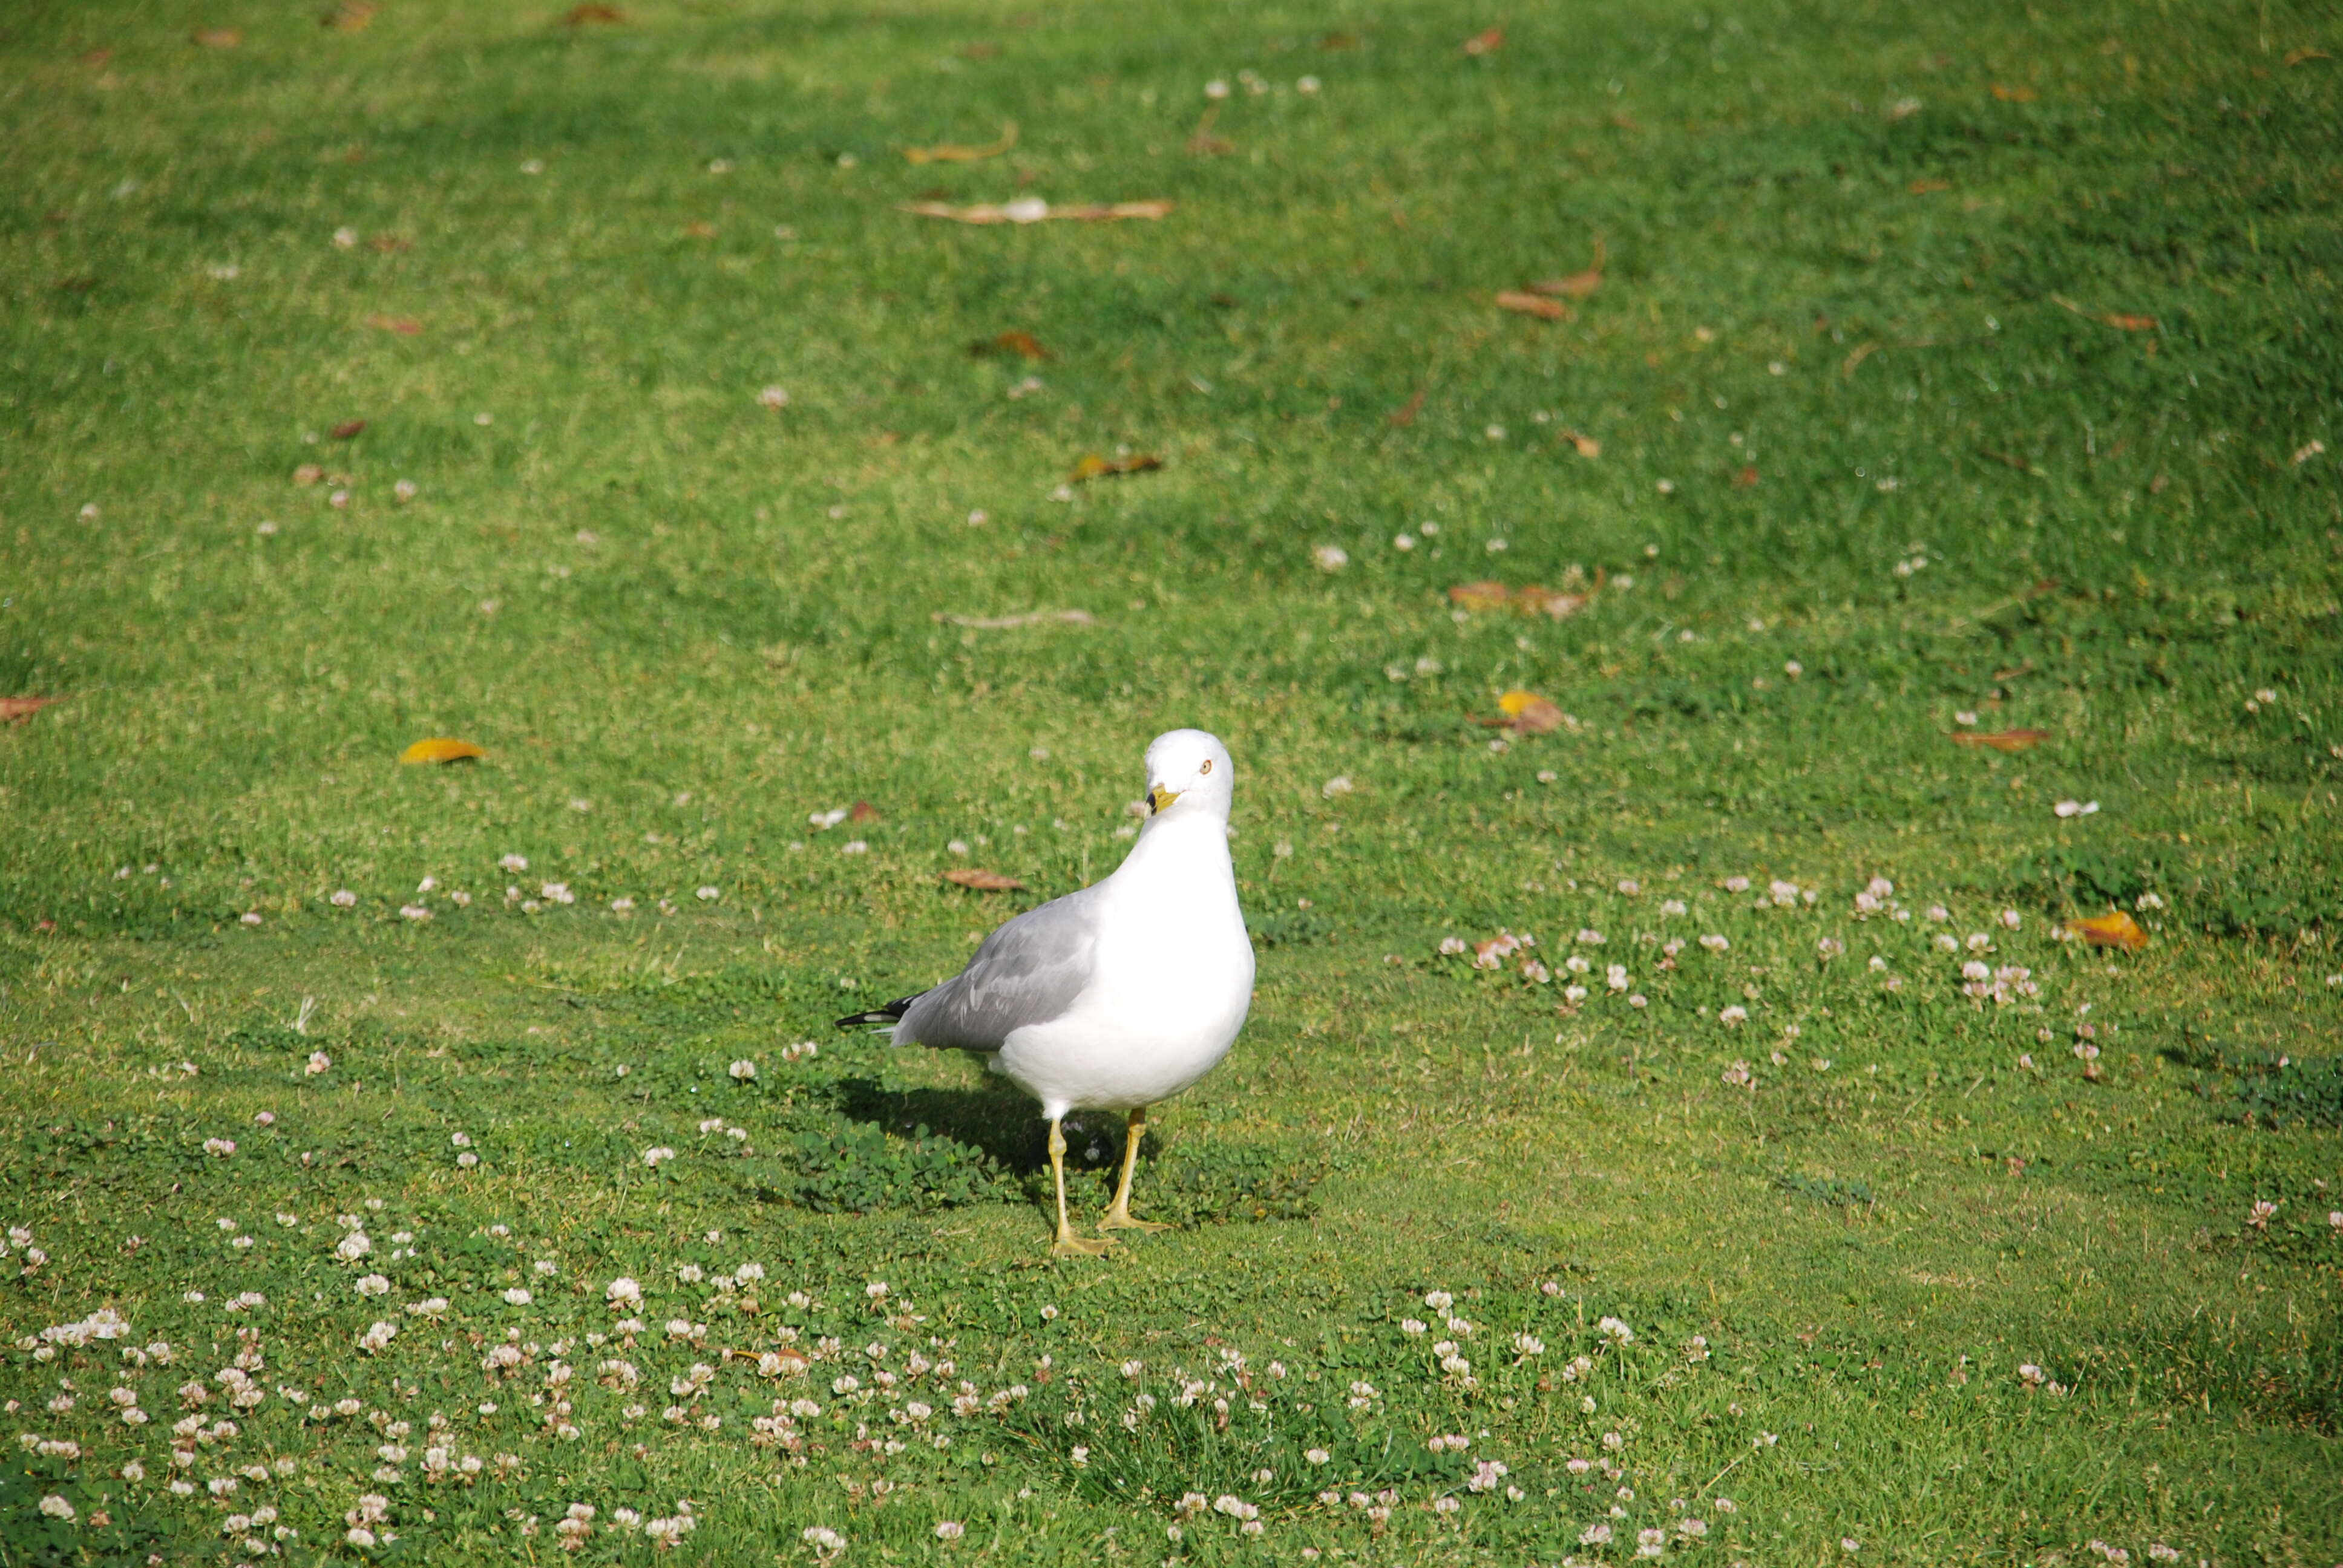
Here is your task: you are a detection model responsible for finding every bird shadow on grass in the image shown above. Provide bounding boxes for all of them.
[828,1076,1058,1175]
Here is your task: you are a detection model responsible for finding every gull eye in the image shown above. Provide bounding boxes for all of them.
[1199,759,1213,774]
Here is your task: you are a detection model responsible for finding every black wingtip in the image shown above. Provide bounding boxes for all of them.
[834,992,923,1031]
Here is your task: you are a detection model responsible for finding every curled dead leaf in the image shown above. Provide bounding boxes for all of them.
[1949,728,2051,753]
[1069,452,1162,482]
[1461,27,1504,54]
[972,330,1050,361]
[362,315,424,335]
[2065,910,2148,951]
[398,738,487,765]
[943,867,1026,892]
[0,696,65,724]
[904,122,1018,165]
[1529,245,1605,299]
[329,419,367,440]
[1496,290,1571,321]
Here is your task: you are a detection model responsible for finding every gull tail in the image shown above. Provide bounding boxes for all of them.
[833,992,925,1031]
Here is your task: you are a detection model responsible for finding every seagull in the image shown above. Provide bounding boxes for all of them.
[837,729,1254,1256]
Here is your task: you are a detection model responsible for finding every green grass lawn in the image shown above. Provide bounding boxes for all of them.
[4,0,2341,1561]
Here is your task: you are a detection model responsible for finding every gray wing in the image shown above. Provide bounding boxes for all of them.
[894,885,1101,1051]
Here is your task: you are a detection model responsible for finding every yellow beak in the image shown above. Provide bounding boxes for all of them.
[1148,784,1181,814]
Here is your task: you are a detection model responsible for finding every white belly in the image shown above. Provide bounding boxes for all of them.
[992,919,1254,1117]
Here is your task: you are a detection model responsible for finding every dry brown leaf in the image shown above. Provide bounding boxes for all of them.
[1388,387,1426,428]
[192,28,243,47]
[932,609,1096,629]
[899,199,1173,224]
[1732,465,1760,489]
[1990,83,2037,102]
[972,330,1050,361]
[363,315,423,335]
[1529,244,1605,299]
[1185,104,1234,157]
[1559,430,1600,459]
[1069,452,1163,482]
[1530,269,1603,299]
[2284,47,2332,66]
[848,800,881,823]
[1949,727,2051,753]
[323,2,375,30]
[399,738,487,765]
[1318,31,1359,49]
[1842,341,1881,377]
[0,696,64,724]
[1909,178,1952,194]
[683,221,718,238]
[293,464,327,485]
[563,3,624,24]
[2065,910,2148,951]
[329,419,367,440]
[367,235,409,253]
[958,41,1000,59]
[1496,290,1570,321]
[943,867,1026,892]
[1461,27,1504,55]
[904,122,1018,165]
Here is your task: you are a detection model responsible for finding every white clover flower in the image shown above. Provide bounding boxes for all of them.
[642,1146,677,1168]
[729,1059,757,1081]
[330,889,357,907]
[606,1278,643,1307]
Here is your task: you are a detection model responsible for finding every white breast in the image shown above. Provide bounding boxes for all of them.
[991,815,1254,1118]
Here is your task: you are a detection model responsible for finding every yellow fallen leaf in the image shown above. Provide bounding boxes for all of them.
[1495,692,1565,734]
[903,122,1018,165]
[1558,429,1600,459]
[2065,910,2148,950]
[399,738,487,765]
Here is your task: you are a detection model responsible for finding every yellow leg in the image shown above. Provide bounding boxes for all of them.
[1048,1118,1110,1258]
[1097,1107,1172,1233]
